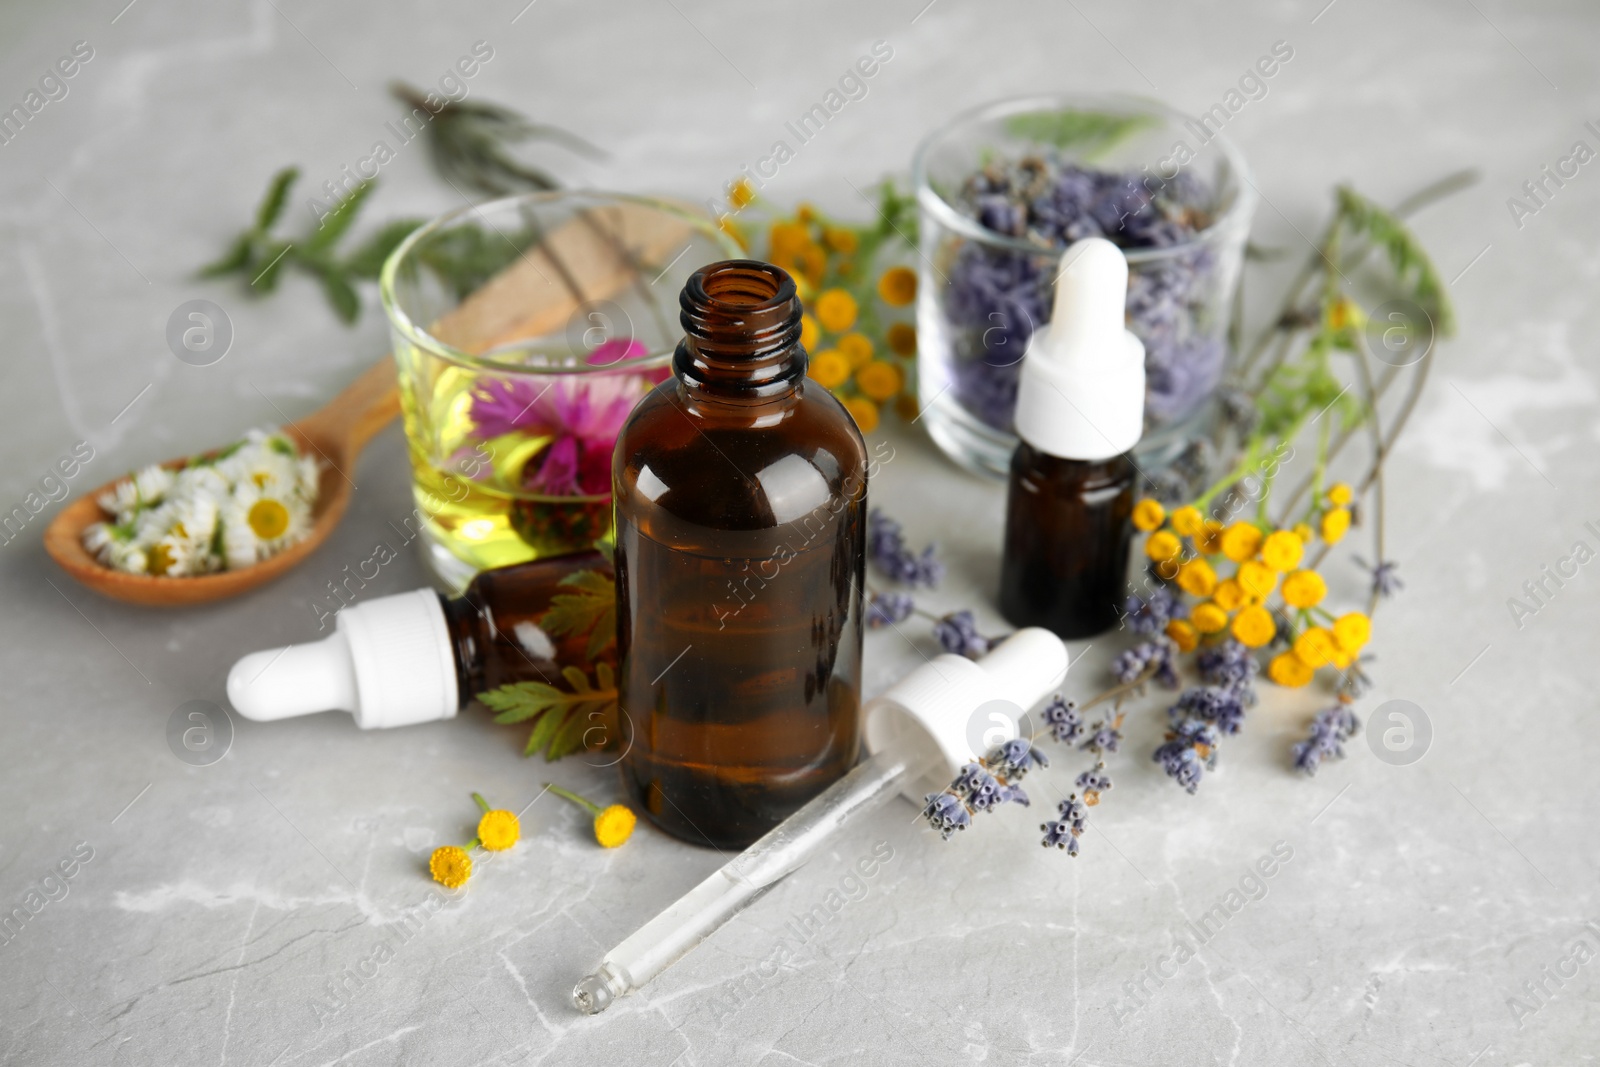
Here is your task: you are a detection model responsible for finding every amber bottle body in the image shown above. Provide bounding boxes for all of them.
[612,261,868,849]
[999,442,1134,639]
[441,550,613,703]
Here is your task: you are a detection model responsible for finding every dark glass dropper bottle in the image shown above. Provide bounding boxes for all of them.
[227,550,613,731]
[999,238,1146,639]
[612,260,869,849]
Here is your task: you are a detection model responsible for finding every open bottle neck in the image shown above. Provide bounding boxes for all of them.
[674,260,805,405]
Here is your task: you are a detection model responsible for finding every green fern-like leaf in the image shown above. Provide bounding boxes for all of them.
[540,569,616,661]
[1336,186,1456,338]
[476,662,617,761]
[255,166,300,232]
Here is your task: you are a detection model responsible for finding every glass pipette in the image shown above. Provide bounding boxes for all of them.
[573,627,1069,1014]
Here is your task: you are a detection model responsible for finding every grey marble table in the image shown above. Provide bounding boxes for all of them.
[2,0,1597,1064]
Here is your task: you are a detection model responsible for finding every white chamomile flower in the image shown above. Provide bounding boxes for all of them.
[174,463,230,503]
[131,464,176,506]
[294,453,322,503]
[220,506,260,570]
[97,478,141,520]
[228,482,310,561]
[107,539,148,575]
[82,522,124,564]
[146,531,201,577]
[221,446,299,496]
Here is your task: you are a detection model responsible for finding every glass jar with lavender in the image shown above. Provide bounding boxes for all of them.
[912,94,1255,478]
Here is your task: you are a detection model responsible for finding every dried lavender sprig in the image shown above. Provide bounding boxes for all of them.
[1292,702,1362,775]
[867,509,944,589]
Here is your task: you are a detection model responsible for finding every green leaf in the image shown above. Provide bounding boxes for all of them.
[318,268,361,323]
[1336,186,1456,338]
[251,242,293,292]
[476,665,617,760]
[197,234,254,279]
[305,180,375,255]
[255,166,300,232]
[540,569,616,661]
[344,218,426,279]
[1003,109,1157,158]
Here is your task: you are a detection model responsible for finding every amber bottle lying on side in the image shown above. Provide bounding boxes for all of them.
[612,260,869,849]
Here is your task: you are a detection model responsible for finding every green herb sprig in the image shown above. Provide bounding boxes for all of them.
[198,167,424,324]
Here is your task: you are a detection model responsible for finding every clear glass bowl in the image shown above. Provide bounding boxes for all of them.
[912,93,1255,478]
[380,190,739,589]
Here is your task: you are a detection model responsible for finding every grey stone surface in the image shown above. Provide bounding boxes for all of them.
[1,0,1597,1064]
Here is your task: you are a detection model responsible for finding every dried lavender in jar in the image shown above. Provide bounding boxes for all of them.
[942,154,1222,431]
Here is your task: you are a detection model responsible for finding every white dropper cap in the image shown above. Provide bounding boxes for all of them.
[1013,237,1145,461]
[226,589,461,730]
[862,628,1069,802]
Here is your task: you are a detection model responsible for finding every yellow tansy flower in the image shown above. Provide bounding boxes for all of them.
[1165,618,1198,653]
[857,360,903,402]
[800,313,820,353]
[1231,605,1276,648]
[1191,602,1228,634]
[1325,296,1366,333]
[1327,482,1353,506]
[1260,530,1304,572]
[814,288,858,332]
[1132,498,1166,532]
[1220,522,1263,562]
[844,397,880,433]
[1293,522,1314,543]
[429,845,471,889]
[796,203,817,223]
[876,266,918,307]
[594,805,637,849]
[1333,612,1371,652]
[718,217,749,252]
[1145,530,1182,563]
[769,221,809,257]
[1212,578,1247,612]
[1321,507,1351,544]
[1237,560,1278,601]
[1293,627,1337,669]
[548,784,639,849]
[809,349,850,389]
[887,322,917,356]
[837,332,874,367]
[476,809,520,852]
[1268,651,1314,688]
[1170,506,1204,538]
[824,226,858,254]
[1176,558,1218,599]
[728,177,756,210]
[1281,569,1328,609]
[1198,520,1225,555]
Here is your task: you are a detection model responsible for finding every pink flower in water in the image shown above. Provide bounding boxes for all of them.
[470,377,642,496]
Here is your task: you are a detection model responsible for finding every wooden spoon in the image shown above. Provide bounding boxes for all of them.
[43,199,699,606]
[44,359,401,607]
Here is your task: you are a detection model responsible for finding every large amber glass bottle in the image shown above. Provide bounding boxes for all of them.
[612,260,868,848]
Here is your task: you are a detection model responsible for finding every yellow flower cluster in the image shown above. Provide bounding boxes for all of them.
[428,791,523,890]
[726,183,918,435]
[1133,497,1372,688]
